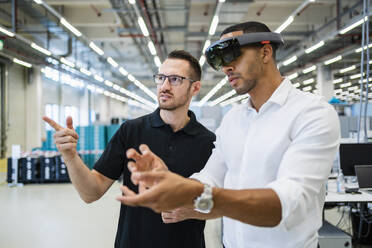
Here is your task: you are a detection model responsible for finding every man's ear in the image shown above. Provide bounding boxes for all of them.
[261,44,273,64]
[191,81,201,96]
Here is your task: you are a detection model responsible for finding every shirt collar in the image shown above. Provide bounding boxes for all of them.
[150,108,201,136]
[266,77,293,106]
[243,77,293,110]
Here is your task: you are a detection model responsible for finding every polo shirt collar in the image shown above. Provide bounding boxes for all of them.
[150,108,201,136]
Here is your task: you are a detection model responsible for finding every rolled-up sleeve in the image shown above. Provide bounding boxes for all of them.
[266,101,340,229]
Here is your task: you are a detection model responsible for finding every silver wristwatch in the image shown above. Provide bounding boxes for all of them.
[194,183,214,213]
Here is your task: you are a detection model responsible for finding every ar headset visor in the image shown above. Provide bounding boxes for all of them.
[205,32,284,71]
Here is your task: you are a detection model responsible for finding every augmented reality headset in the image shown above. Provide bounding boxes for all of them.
[205,32,284,71]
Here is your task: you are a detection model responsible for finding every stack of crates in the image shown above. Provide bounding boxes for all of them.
[107,124,120,143]
[42,130,57,151]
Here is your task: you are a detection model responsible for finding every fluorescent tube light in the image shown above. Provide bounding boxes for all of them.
[203,40,211,53]
[340,82,352,88]
[305,41,325,54]
[288,72,298,80]
[105,80,113,87]
[128,74,135,82]
[138,17,149,37]
[13,58,32,68]
[355,43,372,53]
[89,42,104,56]
[283,55,297,66]
[119,67,128,76]
[198,77,228,107]
[324,55,342,65]
[209,89,236,106]
[31,42,52,56]
[107,57,118,68]
[293,83,300,88]
[80,68,92,76]
[303,86,312,91]
[0,26,15,37]
[339,16,368,34]
[94,75,104,82]
[60,57,75,68]
[333,78,343,84]
[199,56,206,67]
[303,78,315,85]
[350,73,362,79]
[148,41,157,55]
[209,15,219,35]
[129,0,136,4]
[339,65,356,73]
[60,18,82,37]
[275,16,294,33]
[154,56,161,67]
[33,0,43,3]
[302,65,317,74]
[113,84,120,90]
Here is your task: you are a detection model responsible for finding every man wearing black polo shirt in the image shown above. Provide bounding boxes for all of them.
[43,50,216,248]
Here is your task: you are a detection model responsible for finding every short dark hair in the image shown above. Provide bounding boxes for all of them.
[167,50,202,81]
[221,21,278,60]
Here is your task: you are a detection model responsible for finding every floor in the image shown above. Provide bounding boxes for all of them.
[0,173,223,248]
[2,172,371,248]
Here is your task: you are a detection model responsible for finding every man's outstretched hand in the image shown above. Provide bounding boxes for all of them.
[42,116,79,162]
[126,144,168,186]
[116,170,203,213]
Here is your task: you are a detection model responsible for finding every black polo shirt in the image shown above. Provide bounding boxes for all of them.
[94,108,216,248]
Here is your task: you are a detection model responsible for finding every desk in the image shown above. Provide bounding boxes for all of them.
[325,190,372,242]
[326,191,372,203]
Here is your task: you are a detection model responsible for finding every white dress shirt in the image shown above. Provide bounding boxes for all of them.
[191,78,340,248]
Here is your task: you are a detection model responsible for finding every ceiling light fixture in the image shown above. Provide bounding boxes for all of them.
[302,65,317,74]
[283,55,297,66]
[339,16,368,34]
[138,17,149,37]
[60,18,82,37]
[60,57,75,68]
[13,58,32,68]
[209,89,236,106]
[324,55,342,65]
[275,16,294,33]
[107,57,118,68]
[198,77,227,107]
[89,42,104,56]
[31,42,52,56]
[147,41,157,55]
[339,65,356,73]
[305,40,325,54]
[0,26,15,37]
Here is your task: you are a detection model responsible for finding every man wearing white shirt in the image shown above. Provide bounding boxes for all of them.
[117,21,340,248]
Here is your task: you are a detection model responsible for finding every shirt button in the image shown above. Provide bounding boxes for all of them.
[169,146,175,151]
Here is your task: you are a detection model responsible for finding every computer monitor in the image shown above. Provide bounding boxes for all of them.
[339,143,372,176]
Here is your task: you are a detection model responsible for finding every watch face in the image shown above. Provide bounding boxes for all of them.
[198,198,213,211]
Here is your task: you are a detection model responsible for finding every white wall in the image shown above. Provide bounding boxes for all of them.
[5,65,146,155]
[6,64,27,156]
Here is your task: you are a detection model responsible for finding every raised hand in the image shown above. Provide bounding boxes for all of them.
[43,116,79,162]
[126,144,168,187]
[116,170,203,213]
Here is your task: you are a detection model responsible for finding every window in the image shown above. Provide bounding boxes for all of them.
[45,104,59,130]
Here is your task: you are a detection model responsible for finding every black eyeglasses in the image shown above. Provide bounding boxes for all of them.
[153,74,196,86]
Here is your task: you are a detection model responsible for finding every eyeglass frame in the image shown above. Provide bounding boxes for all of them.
[153,73,197,86]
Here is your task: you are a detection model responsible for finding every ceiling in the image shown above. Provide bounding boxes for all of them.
[0,0,370,107]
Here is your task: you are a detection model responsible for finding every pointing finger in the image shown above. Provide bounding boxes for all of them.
[43,116,63,131]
